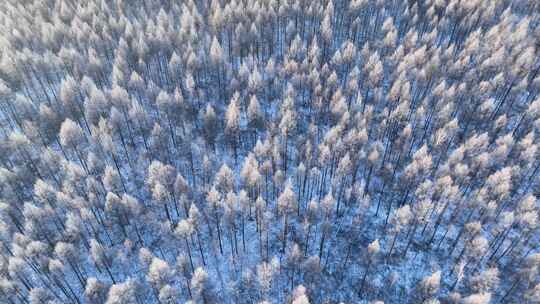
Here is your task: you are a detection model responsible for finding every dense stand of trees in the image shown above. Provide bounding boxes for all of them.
[0,0,539,303]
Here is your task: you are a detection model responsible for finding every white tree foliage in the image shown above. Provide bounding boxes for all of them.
[0,0,538,303]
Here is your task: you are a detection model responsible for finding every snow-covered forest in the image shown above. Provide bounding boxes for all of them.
[0,0,539,303]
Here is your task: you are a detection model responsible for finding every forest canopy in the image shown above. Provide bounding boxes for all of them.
[0,0,539,303]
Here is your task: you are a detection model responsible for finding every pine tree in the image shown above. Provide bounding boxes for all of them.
[225,93,241,162]
[191,267,218,304]
[105,279,139,304]
[0,1,539,303]
[84,278,107,304]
